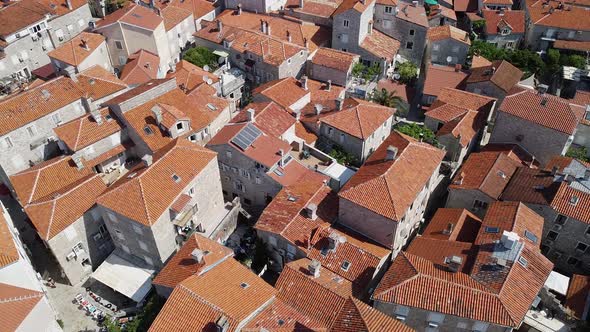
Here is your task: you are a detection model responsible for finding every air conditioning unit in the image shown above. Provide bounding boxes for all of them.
[42,45,47,50]
[66,252,76,261]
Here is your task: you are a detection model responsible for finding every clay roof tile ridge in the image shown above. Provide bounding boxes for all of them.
[42,199,58,241]
[137,177,153,225]
[26,169,42,205]
[73,117,85,151]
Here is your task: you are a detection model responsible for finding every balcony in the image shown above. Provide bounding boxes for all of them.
[173,204,198,227]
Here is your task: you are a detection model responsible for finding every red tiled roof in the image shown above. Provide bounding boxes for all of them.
[25,175,107,240]
[333,0,375,16]
[0,211,19,268]
[526,0,590,31]
[54,108,123,152]
[166,60,218,93]
[253,77,310,109]
[565,274,590,319]
[428,4,457,21]
[331,297,413,332]
[422,208,482,242]
[232,101,296,138]
[120,50,160,86]
[467,60,523,92]
[244,298,327,331]
[499,89,583,135]
[408,237,478,273]
[436,110,486,146]
[0,0,86,37]
[449,150,523,199]
[312,47,359,72]
[376,79,415,103]
[394,3,429,27]
[97,140,217,226]
[360,29,400,62]
[47,32,106,66]
[153,234,233,289]
[0,283,44,332]
[340,131,444,221]
[571,90,590,107]
[427,25,470,44]
[77,65,128,100]
[0,76,84,136]
[471,55,492,68]
[295,122,318,144]
[423,65,468,97]
[161,5,192,31]
[482,10,525,35]
[554,40,590,52]
[149,258,276,332]
[320,98,395,139]
[95,4,163,30]
[428,87,496,120]
[454,0,478,11]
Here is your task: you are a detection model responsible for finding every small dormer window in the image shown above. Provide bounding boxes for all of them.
[240,282,249,289]
[172,174,181,183]
[144,126,154,135]
[177,122,184,131]
[341,261,351,271]
[501,28,510,35]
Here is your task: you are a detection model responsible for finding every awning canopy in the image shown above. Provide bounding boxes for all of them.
[92,251,155,302]
[544,271,570,296]
[213,50,230,58]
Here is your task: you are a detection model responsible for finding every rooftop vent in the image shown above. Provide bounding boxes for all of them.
[570,196,579,205]
[485,226,500,233]
[540,98,548,106]
[240,282,249,289]
[191,249,204,263]
[518,255,528,267]
[305,203,318,220]
[41,89,50,100]
[442,223,454,235]
[216,315,230,332]
[385,146,398,161]
[328,232,346,251]
[308,259,321,278]
[500,231,520,250]
[172,174,181,183]
[444,255,462,272]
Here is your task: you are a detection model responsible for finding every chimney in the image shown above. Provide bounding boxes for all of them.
[335,97,343,111]
[499,7,505,16]
[216,315,230,332]
[237,3,242,15]
[149,0,155,7]
[314,104,323,115]
[73,155,84,170]
[81,39,89,50]
[326,80,331,91]
[385,145,398,161]
[328,232,345,251]
[308,259,321,278]
[500,231,520,250]
[305,203,317,220]
[247,108,255,122]
[260,20,266,34]
[142,154,153,167]
[368,21,373,34]
[584,169,590,180]
[191,249,204,263]
[537,84,549,95]
[454,172,465,185]
[412,0,418,6]
[152,105,163,125]
[301,75,308,90]
[66,0,72,10]
[303,37,309,48]
[286,30,291,43]
[551,165,560,175]
[299,0,304,8]
[217,20,223,32]
[442,223,454,235]
[444,256,462,272]
[454,63,461,72]
[90,109,103,125]
[265,21,271,36]
[360,0,365,4]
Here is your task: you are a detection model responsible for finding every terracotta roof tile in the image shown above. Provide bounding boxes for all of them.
[571,90,590,107]
[320,98,394,139]
[25,174,107,240]
[149,258,276,332]
[286,0,343,18]
[333,0,375,16]
[427,25,470,44]
[47,32,106,66]
[120,50,160,86]
[96,4,163,30]
[253,77,310,110]
[243,298,326,331]
[467,60,523,92]
[471,55,493,68]
[0,283,44,332]
[161,5,192,31]
[153,234,233,289]
[428,4,457,21]
[0,210,19,268]
[231,101,296,138]
[499,89,583,134]
[553,40,590,52]
[54,108,123,151]
[295,122,318,144]
[311,47,359,72]
[0,76,84,136]
[340,131,444,220]
[0,0,51,37]
[331,297,413,332]
[436,110,486,146]
[565,274,590,319]
[77,65,128,100]
[423,65,468,97]
[482,10,525,35]
[422,208,482,242]
[360,29,401,61]
[407,237,479,273]
[394,3,429,27]
[449,151,523,199]
[454,0,478,11]
[429,87,496,115]
[166,60,218,93]
[526,0,590,31]
[97,139,217,226]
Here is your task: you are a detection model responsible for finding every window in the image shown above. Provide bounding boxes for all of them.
[172,174,181,183]
[118,55,126,65]
[473,200,488,210]
[133,225,143,235]
[188,187,195,196]
[406,41,413,49]
[484,226,499,233]
[341,33,349,43]
[328,127,333,136]
[144,255,153,266]
[115,40,123,49]
[72,242,84,254]
[524,230,538,243]
[568,256,580,266]
[138,240,148,251]
[555,214,567,225]
[244,198,252,205]
[341,261,351,271]
[320,247,329,256]
[576,242,588,253]
[3,136,13,149]
[343,19,349,27]
[394,306,410,321]
[385,6,393,13]
[409,29,415,36]
[99,224,108,235]
[433,44,440,51]
[235,182,245,193]
[176,122,184,130]
[255,177,261,184]
[547,230,559,241]
[339,133,345,143]
[26,126,36,137]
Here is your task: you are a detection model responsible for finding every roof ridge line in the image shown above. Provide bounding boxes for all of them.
[178,281,227,314]
[279,184,327,237]
[73,116,85,150]
[137,177,152,225]
[43,198,58,241]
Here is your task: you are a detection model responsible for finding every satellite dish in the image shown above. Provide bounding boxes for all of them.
[446,56,453,63]
[203,65,210,72]
[206,78,213,85]
[393,73,401,80]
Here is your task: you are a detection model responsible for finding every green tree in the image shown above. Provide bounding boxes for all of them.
[183,47,218,69]
[396,123,438,146]
[566,146,590,162]
[370,88,403,108]
[561,54,586,69]
[472,20,486,35]
[397,61,418,84]
[352,62,365,78]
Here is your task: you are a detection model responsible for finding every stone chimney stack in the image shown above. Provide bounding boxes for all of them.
[66,0,73,10]
[335,97,343,111]
[301,75,308,90]
[385,145,398,161]
[265,21,271,35]
[217,20,223,32]
[327,80,331,91]
[306,203,318,220]
[191,249,204,263]
[286,30,291,43]
[260,20,266,34]
[90,109,103,125]
[142,154,153,167]
[237,3,242,15]
[247,108,255,123]
[152,105,163,125]
[308,259,321,278]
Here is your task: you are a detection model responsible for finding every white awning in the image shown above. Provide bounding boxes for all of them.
[213,50,229,58]
[92,252,155,302]
[544,271,570,296]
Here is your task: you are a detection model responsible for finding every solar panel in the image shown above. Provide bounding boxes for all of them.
[485,226,499,233]
[232,123,262,150]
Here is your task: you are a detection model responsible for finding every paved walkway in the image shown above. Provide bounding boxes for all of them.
[46,282,101,332]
